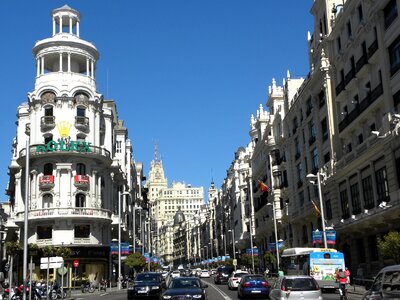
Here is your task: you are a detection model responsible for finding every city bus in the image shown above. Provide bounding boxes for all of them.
[281,247,345,291]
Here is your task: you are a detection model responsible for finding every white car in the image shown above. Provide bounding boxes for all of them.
[171,270,181,278]
[228,271,249,289]
[200,270,211,278]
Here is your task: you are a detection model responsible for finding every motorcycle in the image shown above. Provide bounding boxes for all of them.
[5,284,30,300]
[99,279,107,292]
[81,282,95,293]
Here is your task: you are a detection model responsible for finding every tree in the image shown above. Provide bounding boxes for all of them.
[378,231,400,263]
[5,241,22,255]
[124,252,146,274]
[57,246,72,259]
[42,245,57,257]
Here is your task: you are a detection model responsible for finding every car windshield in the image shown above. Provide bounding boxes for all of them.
[170,279,201,289]
[235,273,247,278]
[135,274,160,282]
[282,278,318,291]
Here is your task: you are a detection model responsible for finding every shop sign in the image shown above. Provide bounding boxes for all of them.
[36,139,92,153]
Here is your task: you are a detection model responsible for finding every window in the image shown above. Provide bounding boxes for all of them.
[318,90,325,108]
[311,148,319,171]
[44,106,53,116]
[306,97,313,115]
[302,225,308,244]
[375,167,389,203]
[324,152,330,164]
[357,4,364,22]
[37,226,52,239]
[77,107,86,117]
[325,199,332,220]
[340,188,350,219]
[43,163,53,175]
[74,225,90,238]
[384,0,398,29]
[76,194,86,207]
[309,120,316,144]
[116,141,122,153]
[299,190,304,206]
[362,175,374,209]
[43,194,53,208]
[358,134,364,145]
[368,235,379,261]
[44,135,53,144]
[76,163,86,175]
[296,163,302,182]
[356,238,366,263]
[295,138,300,157]
[337,36,342,52]
[389,35,400,76]
[350,182,361,215]
[321,118,328,141]
[347,21,352,38]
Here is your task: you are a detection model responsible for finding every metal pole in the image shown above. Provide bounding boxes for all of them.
[23,134,30,300]
[248,170,255,273]
[133,207,136,255]
[147,220,151,271]
[118,190,121,290]
[317,172,328,248]
[271,201,280,271]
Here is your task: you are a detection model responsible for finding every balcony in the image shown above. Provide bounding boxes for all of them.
[39,175,55,190]
[75,116,89,132]
[344,69,356,87]
[37,238,53,246]
[335,81,345,96]
[339,83,383,132]
[74,175,90,189]
[15,207,112,223]
[40,116,55,131]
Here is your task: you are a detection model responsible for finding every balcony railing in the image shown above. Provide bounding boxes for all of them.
[344,69,356,87]
[355,54,368,74]
[75,116,89,132]
[40,116,56,130]
[335,81,345,96]
[16,207,112,221]
[339,83,383,132]
[74,175,90,189]
[368,39,378,59]
[39,175,55,190]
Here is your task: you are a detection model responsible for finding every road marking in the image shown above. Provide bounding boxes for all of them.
[207,282,232,300]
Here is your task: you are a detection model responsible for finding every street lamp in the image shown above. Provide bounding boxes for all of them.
[247,166,256,273]
[118,190,130,290]
[306,171,327,248]
[22,123,30,300]
[267,201,280,271]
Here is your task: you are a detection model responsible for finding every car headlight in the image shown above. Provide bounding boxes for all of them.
[192,295,203,299]
[162,296,172,299]
[151,286,160,290]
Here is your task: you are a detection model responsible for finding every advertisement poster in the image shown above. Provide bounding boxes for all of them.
[309,252,345,281]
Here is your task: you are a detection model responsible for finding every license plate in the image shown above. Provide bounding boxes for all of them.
[324,285,335,288]
[137,290,147,293]
[251,290,261,293]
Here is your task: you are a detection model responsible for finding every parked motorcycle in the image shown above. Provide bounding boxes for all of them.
[5,284,30,300]
[81,282,95,293]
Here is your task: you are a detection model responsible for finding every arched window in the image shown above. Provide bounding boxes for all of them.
[77,107,86,117]
[77,134,86,142]
[44,134,53,144]
[75,194,86,207]
[77,163,86,175]
[43,163,53,175]
[43,194,53,208]
[44,106,54,116]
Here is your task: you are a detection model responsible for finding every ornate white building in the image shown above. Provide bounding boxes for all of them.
[6,5,139,286]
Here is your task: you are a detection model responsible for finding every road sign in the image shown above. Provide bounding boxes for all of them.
[73,260,79,268]
[233,259,237,266]
[40,262,63,269]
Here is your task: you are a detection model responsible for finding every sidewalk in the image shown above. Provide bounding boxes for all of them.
[67,286,125,299]
[346,284,366,295]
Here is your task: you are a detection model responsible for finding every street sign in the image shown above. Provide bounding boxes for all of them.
[73,260,79,268]
[40,262,63,269]
[233,259,237,266]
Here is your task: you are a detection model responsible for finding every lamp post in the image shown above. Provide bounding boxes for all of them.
[118,191,130,290]
[267,201,280,271]
[306,171,327,248]
[22,123,30,300]
[247,167,255,273]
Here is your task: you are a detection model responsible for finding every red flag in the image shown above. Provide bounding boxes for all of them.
[311,199,321,216]
[258,180,271,193]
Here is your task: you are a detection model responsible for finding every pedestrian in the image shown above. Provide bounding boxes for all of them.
[345,267,351,284]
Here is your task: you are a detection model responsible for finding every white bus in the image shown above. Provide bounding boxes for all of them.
[281,247,345,291]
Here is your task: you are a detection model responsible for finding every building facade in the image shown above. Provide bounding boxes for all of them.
[5,5,139,286]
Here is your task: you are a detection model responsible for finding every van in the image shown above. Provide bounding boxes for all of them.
[363,265,400,299]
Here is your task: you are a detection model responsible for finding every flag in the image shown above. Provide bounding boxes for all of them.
[258,180,271,193]
[311,199,321,216]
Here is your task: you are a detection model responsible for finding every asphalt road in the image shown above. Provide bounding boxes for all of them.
[69,277,365,300]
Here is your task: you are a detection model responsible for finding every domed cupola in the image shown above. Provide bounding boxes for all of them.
[32,4,100,96]
[173,207,185,226]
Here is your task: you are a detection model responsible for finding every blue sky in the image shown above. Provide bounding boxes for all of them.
[0,1,313,201]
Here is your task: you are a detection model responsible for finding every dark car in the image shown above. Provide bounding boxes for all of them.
[182,269,192,277]
[237,274,270,299]
[214,266,234,284]
[161,277,208,300]
[127,272,163,299]
[363,265,400,300]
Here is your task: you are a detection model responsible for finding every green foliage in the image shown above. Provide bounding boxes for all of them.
[264,252,277,265]
[42,245,57,257]
[5,241,22,255]
[124,252,146,271]
[239,255,260,268]
[150,262,160,271]
[56,247,72,258]
[378,231,400,263]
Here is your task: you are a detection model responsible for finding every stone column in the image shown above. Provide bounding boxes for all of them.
[91,60,94,79]
[36,58,40,77]
[59,53,63,72]
[68,53,71,72]
[86,58,89,76]
[69,169,73,206]
[41,57,44,75]
[52,17,56,36]
[77,21,80,37]
[69,16,72,34]
[59,15,62,33]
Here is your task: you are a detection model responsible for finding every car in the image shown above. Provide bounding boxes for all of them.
[210,269,216,276]
[237,274,270,299]
[363,264,400,300]
[182,269,192,277]
[269,275,322,300]
[161,277,208,300]
[127,272,163,300]
[200,270,211,278]
[214,266,234,284]
[228,270,249,290]
[170,270,181,278]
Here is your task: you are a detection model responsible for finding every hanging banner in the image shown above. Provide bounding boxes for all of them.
[267,241,285,252]
[326,230,337,245]
[312,230,323,245]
